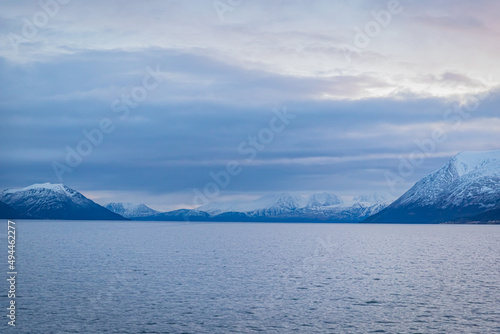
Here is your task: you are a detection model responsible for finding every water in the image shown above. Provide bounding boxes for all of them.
[1,221,499,333]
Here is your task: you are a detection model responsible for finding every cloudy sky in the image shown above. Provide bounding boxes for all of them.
[1,0,499,210]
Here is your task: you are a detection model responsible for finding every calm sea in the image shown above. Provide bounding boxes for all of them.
[1,221,499,333]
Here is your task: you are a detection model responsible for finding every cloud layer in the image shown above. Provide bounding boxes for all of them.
[1,0,499,210]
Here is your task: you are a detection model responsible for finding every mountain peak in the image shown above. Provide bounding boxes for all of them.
[366,149,500,223]
[195,191,388,222]
[4,182,68,193]
[2,183,81,202]
[450,150,500,177]
[0,183,125,220]
[105,202,158,218]
[352,193,393,204]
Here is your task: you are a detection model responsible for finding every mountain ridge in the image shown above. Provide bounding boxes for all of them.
[2,150,499,223]
[365,150,500,223]
[0,183,126,220]
[139,192,393,223]
[105,202,159,218]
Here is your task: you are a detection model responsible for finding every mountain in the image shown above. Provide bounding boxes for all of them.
[199,192,342,215]
[0,183,126,220]
[198,193,307,216]
[137,209,212,221]
[306,192,344,207]
[142,192,392,223]
[105,202,159,218]
[365,150,500,223]
[0,200,24,219]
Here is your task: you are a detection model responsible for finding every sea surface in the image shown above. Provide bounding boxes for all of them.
[1,221,499,333]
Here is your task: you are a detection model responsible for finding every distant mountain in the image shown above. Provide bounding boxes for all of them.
[142,192,392,223]
[0,183,126,220]
[105,202,159,218]
[137,209,212,221]
[365,150,500,223]
[0,200,24,219]
[198,193,304,216]
[306,192,343,207]
[6,151,498,224]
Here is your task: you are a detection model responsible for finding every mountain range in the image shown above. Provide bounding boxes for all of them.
[1,150,499,223]
[365,151,500,223]
[135,192,393,223]
[104,202,159,218]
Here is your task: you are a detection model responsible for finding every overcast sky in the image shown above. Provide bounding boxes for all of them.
[1,0,499,210]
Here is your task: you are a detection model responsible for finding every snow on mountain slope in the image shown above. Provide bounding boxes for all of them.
[251,193,307,216]
[197,192,390,222]
[306,192,343,207]
[0,183,125,220]
[365,150,500,223]
[305,193,391,222]
[450,150,500,177]
[199,192,332,215]
[352,193,393,205]
[2,183,89,205]
[199,193,306,215]
[135,209,212,221]
[105,202,159,218]
[393,150,500,209]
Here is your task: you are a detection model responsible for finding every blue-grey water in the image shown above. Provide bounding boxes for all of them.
[1,221,499,334]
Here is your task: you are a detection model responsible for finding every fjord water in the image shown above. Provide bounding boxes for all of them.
[2,221,499,333]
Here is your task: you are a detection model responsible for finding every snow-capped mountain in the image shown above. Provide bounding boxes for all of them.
[306,192,343,208]
[198,193,306,216]
[365,150,500,223]
[353,193,392,205]
[136,209,212,221]
[105,202,159,218]
[0,183,126,220]
[168,192,392,223]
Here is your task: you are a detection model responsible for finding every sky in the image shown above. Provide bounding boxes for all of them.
[1,0,499,211]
